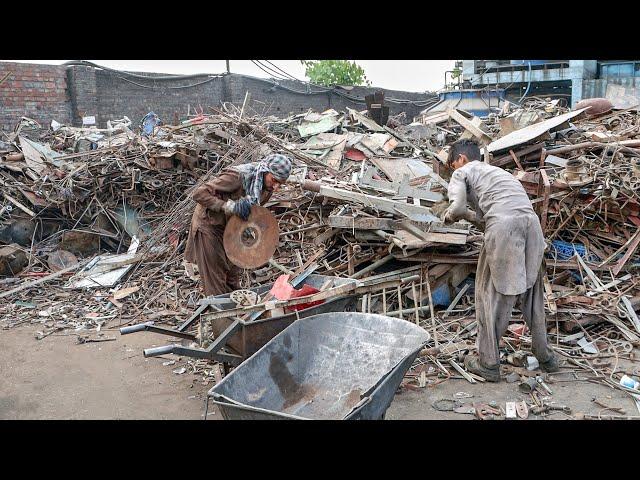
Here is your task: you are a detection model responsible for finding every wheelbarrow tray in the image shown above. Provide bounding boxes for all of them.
[208,312,430,420]
[203,274,359,359]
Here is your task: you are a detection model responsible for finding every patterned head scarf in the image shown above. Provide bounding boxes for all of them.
[232,154,292,205]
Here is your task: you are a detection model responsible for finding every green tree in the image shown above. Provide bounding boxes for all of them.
[301,60,371,87]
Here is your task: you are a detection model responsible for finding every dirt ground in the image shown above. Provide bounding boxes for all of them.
[1,325,638,420]
[0,326,214,420]
[386,367,638,420]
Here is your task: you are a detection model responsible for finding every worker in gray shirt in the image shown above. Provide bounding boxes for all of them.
[442,139,559,381]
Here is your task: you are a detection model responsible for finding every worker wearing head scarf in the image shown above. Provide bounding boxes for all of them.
[232,154,293,206]
[443,139,558,382]
[185,153,293,296]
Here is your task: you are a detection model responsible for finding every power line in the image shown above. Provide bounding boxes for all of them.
[250,60,291,81]
[254,60,292,80]
[62,60,221,82]
[263,60,302,82]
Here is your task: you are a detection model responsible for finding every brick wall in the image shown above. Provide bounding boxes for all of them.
[94,70,227,127]
[0,62,71,132]
[66,66,97,126]
[0,62,436,132]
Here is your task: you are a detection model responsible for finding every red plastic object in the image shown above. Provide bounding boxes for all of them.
[269,275,324,311]
[508,323,527,337]
[344,148,366,161]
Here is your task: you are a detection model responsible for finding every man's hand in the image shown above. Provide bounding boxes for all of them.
[430,200,450,218]
[442,207,455,223]
[224,197,252,221]
[462,209,484,230]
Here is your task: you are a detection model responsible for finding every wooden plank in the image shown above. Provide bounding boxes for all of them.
[509,149,524,171]
[543,275,557,315]
[540,169,551,231]
[448,109,492,145]
[460,116,487,141]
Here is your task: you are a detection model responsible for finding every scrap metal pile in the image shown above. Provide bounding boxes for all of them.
[1,94,640,418]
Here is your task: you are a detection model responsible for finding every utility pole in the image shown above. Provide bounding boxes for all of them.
[226,60,230,74]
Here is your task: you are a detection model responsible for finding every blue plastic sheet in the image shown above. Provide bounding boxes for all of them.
[140,112,161,136]
[547,240,599,262]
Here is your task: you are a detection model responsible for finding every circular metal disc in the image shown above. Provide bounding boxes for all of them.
[223,205,279,269]
[47,250,78,272]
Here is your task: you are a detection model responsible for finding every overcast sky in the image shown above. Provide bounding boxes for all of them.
[8,60,457,92]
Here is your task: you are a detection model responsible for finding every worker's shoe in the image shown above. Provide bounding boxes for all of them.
[539,355,560,373]
[464,355,501,382]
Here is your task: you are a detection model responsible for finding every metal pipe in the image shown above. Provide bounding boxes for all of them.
[1,153,24,162]
[144,345,176,357]
[352,254,394,279]
[386,305,436,317]
[120,322,153,335]
[120,322,197,340]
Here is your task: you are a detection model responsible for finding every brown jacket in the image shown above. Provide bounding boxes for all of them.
[189,169,273,232]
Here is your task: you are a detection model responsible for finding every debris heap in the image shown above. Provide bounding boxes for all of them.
[1,95,640,418]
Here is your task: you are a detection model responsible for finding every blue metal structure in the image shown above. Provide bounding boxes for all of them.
[510,60,554,66]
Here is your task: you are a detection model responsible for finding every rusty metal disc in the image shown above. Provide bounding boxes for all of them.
[223,205,279,269]
[47,250,78,272]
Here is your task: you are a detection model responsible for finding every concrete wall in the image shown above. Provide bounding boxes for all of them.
[582,77,640,100]
[91,71,433,127]
[0,62,436,132]
[0,62,72,131]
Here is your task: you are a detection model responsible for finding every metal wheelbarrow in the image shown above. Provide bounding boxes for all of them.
[207,312,430,420]
[120,274,360,367]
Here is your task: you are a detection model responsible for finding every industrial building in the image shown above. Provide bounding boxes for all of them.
[461,60,640,108]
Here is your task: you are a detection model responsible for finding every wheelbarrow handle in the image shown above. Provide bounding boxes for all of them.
[144,345,176,357]
[120,322,154,335]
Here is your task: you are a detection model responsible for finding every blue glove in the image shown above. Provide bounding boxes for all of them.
[233,197,252,221]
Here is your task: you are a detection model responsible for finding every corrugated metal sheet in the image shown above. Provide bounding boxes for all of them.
[583,78,640,104]
[421,89,504,118]
[487,108,589,153]
[605,84,640,109]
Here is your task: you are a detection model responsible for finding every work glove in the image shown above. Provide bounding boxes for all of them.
[224,197,252,221]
